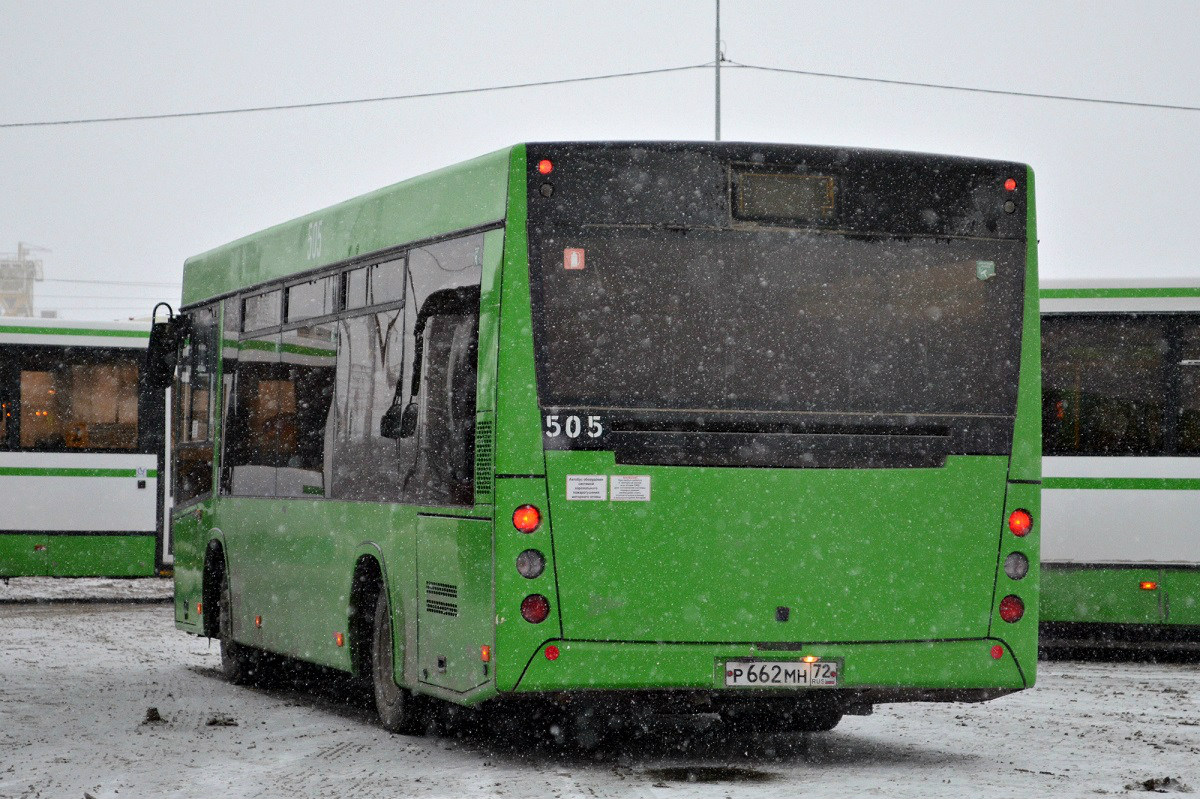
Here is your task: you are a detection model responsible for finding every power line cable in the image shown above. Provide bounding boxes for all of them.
[0,63,714,129]
[726,61,1200,113]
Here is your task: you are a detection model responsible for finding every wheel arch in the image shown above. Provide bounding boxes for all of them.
[201,532,227,639]
[348,544,389,680]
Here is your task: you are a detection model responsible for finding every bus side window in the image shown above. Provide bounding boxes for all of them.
[174,306,217,505]
[407,312,478,507]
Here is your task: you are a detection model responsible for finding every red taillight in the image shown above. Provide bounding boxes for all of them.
[1008,509,1032,537]
[520,594,550,624]
[999,595,1024,623]
[545,645,560,661]
[537,159,553,175]
[1004,177,1017,192]
[513,505,541,534]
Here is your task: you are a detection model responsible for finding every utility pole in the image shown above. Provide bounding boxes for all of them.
[715,0,721,141]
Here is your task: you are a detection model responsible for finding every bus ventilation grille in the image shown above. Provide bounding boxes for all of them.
[474,416,494,502]
[425,582,459,617]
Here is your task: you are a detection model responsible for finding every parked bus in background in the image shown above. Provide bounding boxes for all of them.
[0,317,170,577]
[1041,281,1200,650]
[156,142,1039,737]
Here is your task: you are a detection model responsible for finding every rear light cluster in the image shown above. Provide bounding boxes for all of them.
[521,594,550,624]
[513,505,541,533]
[999,595,1025,624]
[1000,508,1032,622]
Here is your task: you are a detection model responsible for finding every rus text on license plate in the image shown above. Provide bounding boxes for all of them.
[723,659,839,687]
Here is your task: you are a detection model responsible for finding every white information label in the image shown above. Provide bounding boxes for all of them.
[566,474,607,501]
[610,475,651,502]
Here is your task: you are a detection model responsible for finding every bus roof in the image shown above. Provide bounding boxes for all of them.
[181,146,515,307]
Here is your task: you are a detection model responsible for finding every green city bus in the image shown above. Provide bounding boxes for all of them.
[159,142,1041,735]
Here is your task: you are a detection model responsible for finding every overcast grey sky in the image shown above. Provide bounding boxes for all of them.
[2,1,1198,319]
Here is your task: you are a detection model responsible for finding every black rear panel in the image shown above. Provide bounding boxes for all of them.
[525,142,1029,467]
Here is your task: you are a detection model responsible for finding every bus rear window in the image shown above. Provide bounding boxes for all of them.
[531,227,1024,425]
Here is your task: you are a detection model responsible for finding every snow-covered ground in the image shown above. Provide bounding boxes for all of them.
[0,576,173,603]
[1,599,1197,799]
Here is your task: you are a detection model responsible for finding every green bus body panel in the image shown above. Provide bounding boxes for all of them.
[1042,566,1200,627]
[181,148,512,306]
[543,453,1008,643]
[1008,166,1041,482]
[0,534,156,578]
[173,142,1039,707]
[1040,287,1200,300]
[516,639,1025,693]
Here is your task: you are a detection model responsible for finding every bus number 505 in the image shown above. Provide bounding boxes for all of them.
[545,415,603,439]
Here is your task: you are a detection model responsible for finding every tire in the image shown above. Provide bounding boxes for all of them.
[218,565,253,685]
[371,591,426,735]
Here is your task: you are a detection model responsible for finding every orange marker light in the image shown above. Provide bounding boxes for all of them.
[481,645,491,662]
[254,615,262,628]
[196,602,203,615]
[334,632,345,647]
[1140,581,1159,591]
[537,159,554,175]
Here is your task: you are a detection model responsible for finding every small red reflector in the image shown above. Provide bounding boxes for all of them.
[513,505,541,534]
[481,645,491,662]
[1008,509,1032,537]
[990,644,1004,660]
[334,632,344,647]
[254,615,262,628]
[537,159,554,175]
[1140,581,1158,591]
[520,594,550,624]
[999,595,1025,623]
[196,603,203,615]
[545,645,560,661]
[1004,178,1017,192]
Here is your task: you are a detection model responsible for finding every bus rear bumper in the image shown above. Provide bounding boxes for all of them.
[511,637,1030,701]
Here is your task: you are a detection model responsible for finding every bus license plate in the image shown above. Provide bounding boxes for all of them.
[724,660,839,688]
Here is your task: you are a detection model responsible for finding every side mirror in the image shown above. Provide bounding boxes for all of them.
[381,402,419,439]
[146,306,188,391]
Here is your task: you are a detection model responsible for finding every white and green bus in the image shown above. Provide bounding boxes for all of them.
[1041,280,1200,649]
[0,317,170,577]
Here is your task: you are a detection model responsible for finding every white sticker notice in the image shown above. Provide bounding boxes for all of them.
[611,475,651,502]
[566,474,607,501]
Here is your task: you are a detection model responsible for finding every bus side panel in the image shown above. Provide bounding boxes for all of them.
[0,533,49,577]
[1008,165,1040,483]
[39,535,156,577]
[494,145,544,479]
[1041,565,1162,625]
[172,500,213,631]
[1165,569,1200,626]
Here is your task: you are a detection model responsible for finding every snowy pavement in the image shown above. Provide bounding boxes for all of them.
[1,599,1198,798]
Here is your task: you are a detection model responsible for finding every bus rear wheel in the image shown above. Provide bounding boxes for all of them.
[371,592,426,735]
[217,566,253,685]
